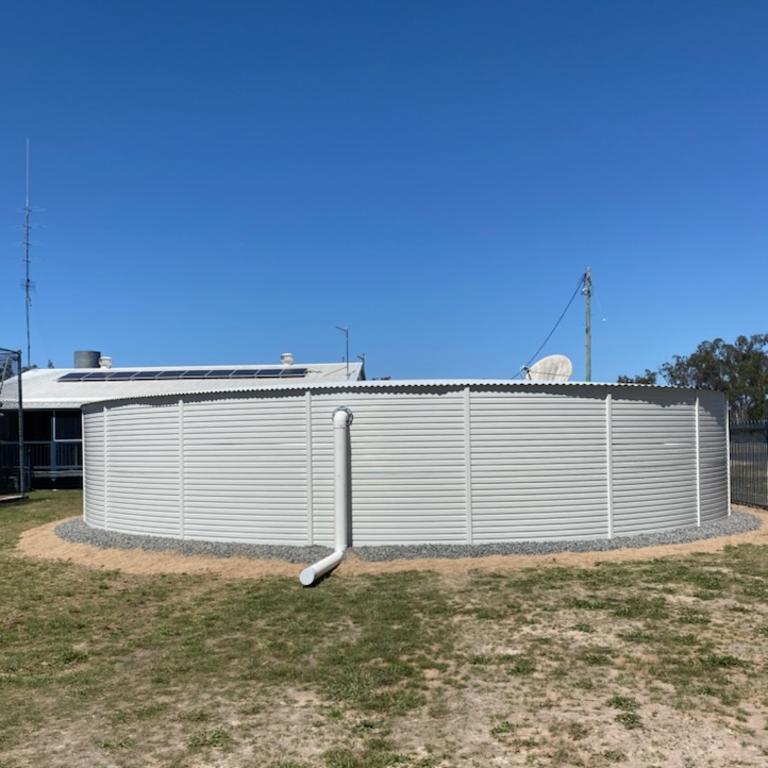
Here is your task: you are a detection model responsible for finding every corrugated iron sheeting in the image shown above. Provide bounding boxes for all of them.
[699,391,729,521]
[82,385,729,546]
[471,388,608,541]
[611,390,698,535]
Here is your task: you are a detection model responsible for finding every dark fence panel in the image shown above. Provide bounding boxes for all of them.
[0,439,82,486]
[0,347,24,495]
[730,421,768,507]
[0,443,31,495]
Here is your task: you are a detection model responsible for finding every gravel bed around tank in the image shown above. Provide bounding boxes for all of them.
[54,519,333,564]
[55,510,760,563]
[354,511,761,560]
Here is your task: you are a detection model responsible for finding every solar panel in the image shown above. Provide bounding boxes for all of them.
[57,366,310,382]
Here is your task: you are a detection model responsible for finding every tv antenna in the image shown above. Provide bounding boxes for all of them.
[22,139,33,369]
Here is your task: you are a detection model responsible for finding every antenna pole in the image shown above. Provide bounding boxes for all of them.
[23,139,32,369]
[336,326,350,380]
[583,267,592,382]
[17,349,25,494]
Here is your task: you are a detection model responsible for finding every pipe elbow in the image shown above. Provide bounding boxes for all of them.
[333,406,353,429]
[299,549,345,586]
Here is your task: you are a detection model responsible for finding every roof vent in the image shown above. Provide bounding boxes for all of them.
[280,352,295,366]
[99,356,113,369]
[74,350,101,369]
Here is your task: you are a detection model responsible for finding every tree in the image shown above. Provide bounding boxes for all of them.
[618,334,768,421]
[617,369,657,385]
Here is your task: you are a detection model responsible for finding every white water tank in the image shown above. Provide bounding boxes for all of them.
[81,383,729,547]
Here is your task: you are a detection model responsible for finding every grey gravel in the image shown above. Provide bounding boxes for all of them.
[55,510,760,564]
[354,511,761,561]
[54,519,333,564]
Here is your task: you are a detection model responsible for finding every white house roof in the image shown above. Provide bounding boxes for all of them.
[0,361,364,410]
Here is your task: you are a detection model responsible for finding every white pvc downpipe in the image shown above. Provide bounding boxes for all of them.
[299,406,353,586]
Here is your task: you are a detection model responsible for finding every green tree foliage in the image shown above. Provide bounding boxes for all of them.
[618,334,768,421]
[617,369,658,385]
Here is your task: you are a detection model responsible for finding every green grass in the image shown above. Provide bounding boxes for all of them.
[508,655,535,675]
[1,491,768,766]
[614,711,642,730]
[607,695,639,712]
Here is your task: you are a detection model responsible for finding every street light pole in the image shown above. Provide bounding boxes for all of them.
[336,326,349,380]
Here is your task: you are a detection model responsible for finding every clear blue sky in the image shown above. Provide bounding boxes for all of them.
[1,1,766,380]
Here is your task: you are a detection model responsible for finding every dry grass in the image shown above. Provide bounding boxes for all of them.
[2,491,768,767]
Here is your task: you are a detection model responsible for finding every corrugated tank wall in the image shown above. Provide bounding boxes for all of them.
[698,391,729,522]
[611,390,698,534]
[82,384,730,545]
[470,387,608,541]
[313,390,467,545]
[106,402,181,537]
[82,408,105,527]
[183,395,308,543]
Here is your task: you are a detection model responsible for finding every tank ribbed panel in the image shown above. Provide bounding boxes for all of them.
[470,388,608,540]
[612,391,697,534]
[311,391,467,545]
[698,392,729,522]
[82,409,105,527]
[182,396,308,543]
[106,403,180,536]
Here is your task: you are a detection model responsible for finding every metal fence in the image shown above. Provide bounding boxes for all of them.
[2,440,82,480]
[0,348,25,497]
[730,421,768,508]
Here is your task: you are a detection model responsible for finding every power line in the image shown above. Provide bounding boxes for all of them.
[519,272,586,375]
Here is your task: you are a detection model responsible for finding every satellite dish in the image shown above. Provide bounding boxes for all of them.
[524,354,573,382]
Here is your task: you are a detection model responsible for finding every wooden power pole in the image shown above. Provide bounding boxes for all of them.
[583,267,592,382]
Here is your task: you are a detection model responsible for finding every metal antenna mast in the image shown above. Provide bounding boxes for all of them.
[336,326,350,380]
[23,139,32,369]
[582,267,592,382]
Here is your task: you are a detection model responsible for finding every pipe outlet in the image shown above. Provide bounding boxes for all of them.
[299,406,353,585]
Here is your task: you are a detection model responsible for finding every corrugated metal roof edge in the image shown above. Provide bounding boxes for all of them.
[75,378,720,411]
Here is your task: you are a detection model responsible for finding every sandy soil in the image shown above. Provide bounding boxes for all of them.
[15,505,768,579]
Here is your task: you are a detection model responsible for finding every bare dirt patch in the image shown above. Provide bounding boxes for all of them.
[16,505,768,580]
[16,517,302,578]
